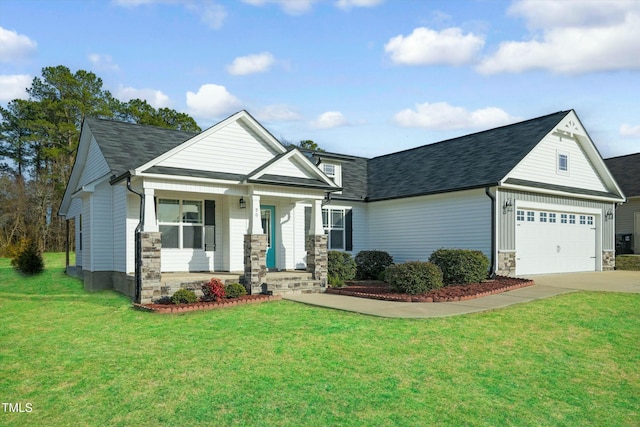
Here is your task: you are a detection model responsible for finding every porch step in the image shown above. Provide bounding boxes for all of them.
[263,279,325,295]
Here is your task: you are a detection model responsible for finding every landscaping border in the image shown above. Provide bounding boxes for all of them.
[133,294,282,313]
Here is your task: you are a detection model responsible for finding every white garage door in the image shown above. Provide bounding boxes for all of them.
[516,209,596,275]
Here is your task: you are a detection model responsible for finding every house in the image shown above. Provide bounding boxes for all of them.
[59,109,625,304]
[604,153,640,254]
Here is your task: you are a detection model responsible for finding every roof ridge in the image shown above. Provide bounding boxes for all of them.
[85,116,197,136]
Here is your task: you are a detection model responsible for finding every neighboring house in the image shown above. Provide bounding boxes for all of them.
[604,153,640,254]
[59,109,625,303]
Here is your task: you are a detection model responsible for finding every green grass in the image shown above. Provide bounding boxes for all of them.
[616,254,640,271]
[1,254,639,426]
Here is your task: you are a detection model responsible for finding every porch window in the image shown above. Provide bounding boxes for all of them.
[158,199,203,249]
[322,208,345,250]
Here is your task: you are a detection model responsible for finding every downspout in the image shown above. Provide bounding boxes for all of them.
[126,176,144,303]
[485,187,497,279]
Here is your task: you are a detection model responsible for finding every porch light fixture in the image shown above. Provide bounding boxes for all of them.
[503,198,513,214]
[605,209,613,220]
[239,197,246,209]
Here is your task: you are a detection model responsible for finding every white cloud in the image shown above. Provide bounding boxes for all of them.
[256,105,302,122]
[227,52,276,76]
[116,85,171,108]
[186,84,242,119]
[88,53,120,72]
[114,0,227,29]
[619,123,640,137]
[384,27,484,66]
[310,111,350,129]
[393,102,518,130]
[0,74,32,102]
[336,0,384,10]
[241,0,318,15]
[478,0,640,74]
[0,27,37,62]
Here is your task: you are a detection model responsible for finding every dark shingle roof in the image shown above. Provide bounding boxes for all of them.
[604,153,640,197]
[85,117,196,177]
[366,111,570,201]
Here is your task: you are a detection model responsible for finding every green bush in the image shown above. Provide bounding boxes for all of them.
[384,261,443,295]
[11,239,44,275]
[225,282,248,298]
[328,251,357,283]
[328,274,345,287]
[171,288,198,304]
[355,250,394,280]
[429,249,489,285]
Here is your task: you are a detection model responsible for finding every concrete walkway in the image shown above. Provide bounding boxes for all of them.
[283,271,640,318]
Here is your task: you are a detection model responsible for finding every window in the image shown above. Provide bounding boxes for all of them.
[322,208,345,250]
[587,216,594,225]
[569,214,576,224]
[540,212,547,223]
[561,214,567,224]
[557,152,569,173]
[321,163,336,179]
[158,199,203,249]
[516,210,525,221]
[579,215,586,225]
[527,211,535,222]
[549,213,556,223]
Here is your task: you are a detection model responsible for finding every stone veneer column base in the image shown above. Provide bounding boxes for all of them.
[306,234,328,286]
[497,251,516,277]
[139,232,162,304]
[244,234,267,295]
[602,250,615,271]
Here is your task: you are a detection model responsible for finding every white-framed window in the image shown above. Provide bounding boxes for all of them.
[587,216,594,225]
[579,215,586,225]
[557,152,569,174]
[322,208,345,250]
[158,199,203,249]
[527,211,535,222]
[561,214,568,224]
[549,213,556,223]
[321,163,336,179]
[569,214,576,224]
[540,212,547,223]
[516,210,525,221]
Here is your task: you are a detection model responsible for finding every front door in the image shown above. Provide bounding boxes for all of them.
[261,205,276,269]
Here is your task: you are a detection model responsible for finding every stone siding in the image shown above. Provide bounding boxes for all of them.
[139,232,162,304]
[602,250,615,271]
[497,251,516,277]
[244,234,268,295]
[306,234,328,286]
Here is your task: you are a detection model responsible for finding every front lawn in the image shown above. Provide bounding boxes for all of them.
[1,254,639,426]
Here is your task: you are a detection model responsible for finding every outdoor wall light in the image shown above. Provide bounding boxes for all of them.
[503,198,513,214]
[605,209,613,220]
[239,197,246,209]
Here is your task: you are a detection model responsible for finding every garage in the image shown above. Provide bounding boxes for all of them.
[516,209,597,275]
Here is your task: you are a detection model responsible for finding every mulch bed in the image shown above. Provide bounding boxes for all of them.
[326,276,534,302]
[133,294,282,313]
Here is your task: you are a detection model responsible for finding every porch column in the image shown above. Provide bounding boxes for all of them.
[139,231,162,304]
[244,193,267,293]
[143,188,158,232]
[306,199,327,286]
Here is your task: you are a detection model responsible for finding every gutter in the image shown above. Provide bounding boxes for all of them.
[485,187,497,279]
[126,176,144,303]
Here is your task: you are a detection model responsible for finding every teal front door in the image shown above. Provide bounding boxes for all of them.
[260,205,276,269]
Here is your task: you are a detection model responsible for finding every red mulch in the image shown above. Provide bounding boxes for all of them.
[326,276,534,302]
[133,294,281,313]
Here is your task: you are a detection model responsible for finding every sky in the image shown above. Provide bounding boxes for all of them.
[1,0,639,159]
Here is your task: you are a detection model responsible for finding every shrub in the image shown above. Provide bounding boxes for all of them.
[384,261,443,295]
[355,250,394,280]
[328,274,345,288]
[429,249,489,285]
[171,288,197,304]
[225,282,247,298]
[202,278,226,301]
[328,251,357,283]
[11,239,44,275]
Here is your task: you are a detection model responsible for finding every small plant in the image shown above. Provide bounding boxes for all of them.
[202,278,226,301]
[171,288,197,304]
[11,239,44,275]
[429,249,489,285]
[355,250,393,280]
[328,274,345,288]
[328,251,357,283]
[225,282,247,298]
[384,261,443,295]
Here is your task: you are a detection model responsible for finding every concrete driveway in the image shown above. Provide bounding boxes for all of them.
[284,270,640,318]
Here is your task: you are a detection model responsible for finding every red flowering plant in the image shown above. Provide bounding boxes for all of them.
[201,278,226,302]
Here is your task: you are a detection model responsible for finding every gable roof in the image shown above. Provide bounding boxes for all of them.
[604,153,640,197]
[366,111,571,201]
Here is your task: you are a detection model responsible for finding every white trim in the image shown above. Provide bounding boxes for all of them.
[501,183,624,203]
[515,200,601,215]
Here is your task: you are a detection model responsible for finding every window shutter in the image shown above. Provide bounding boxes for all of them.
[345,209,353,251]
[205,200,216,251]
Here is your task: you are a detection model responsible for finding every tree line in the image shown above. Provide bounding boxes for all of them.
[0,65,201,255]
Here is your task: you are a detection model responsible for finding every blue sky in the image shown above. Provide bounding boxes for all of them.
[1,0,639,158]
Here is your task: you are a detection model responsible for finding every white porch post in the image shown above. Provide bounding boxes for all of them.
[143,188,158,232]
[309,199,324,236]
[249,194,263,234]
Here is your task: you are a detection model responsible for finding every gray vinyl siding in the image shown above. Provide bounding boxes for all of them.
[497,189,615,251]
[112,185,127,273]
[92,181,114,271]
[616,197,640,235]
